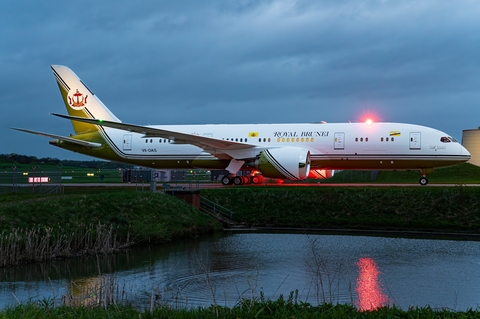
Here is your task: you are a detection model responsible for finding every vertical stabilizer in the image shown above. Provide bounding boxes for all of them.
[51,65,121,135]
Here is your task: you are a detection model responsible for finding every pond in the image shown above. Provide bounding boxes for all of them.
[1,231,479,310]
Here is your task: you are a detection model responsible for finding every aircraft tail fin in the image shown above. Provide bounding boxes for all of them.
[50,65,121,135]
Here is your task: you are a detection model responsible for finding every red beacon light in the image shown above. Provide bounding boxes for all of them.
[365,118,374,126]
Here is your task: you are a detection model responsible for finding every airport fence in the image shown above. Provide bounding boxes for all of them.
[0,166,62,194]
[0,166,125,194]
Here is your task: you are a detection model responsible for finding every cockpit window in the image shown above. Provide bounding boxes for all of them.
[440,136,458,143]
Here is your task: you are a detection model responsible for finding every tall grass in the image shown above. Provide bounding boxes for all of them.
[0,223,132,267]
[2,295,480,318]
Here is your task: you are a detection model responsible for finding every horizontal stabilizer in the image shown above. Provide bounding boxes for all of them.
[12,128,102,148]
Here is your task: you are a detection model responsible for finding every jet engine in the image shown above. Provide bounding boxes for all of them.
[253,147,311,180]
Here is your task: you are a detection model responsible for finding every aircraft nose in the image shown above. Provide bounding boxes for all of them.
[461,144,471,158]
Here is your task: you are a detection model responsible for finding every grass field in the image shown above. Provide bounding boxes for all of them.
[325,163,480,184]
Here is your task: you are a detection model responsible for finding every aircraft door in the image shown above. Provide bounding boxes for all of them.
[409,132,421,150]
[123,134,132,151]
[334,132,345,150]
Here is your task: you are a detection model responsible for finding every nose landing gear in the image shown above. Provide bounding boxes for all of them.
[419,176,428,185]
[419,168,433,185]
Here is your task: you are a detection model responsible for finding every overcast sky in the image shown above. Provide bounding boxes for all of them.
[1,0,479,160]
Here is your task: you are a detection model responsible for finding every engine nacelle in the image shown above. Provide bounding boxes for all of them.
[254,147,311,180]
[308,169,335,179]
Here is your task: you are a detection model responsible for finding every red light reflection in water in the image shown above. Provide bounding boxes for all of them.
[355,257,389,311]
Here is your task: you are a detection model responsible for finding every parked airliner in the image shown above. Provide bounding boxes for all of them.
[13,65,470,185]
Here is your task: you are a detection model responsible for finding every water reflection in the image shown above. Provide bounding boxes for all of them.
[1,232,480,310]
[355,257,389,311]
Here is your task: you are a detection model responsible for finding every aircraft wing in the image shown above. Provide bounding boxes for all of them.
[11,128,102,148]
[51,113,255,151]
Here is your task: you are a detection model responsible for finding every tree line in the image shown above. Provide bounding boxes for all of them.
[0,153,132,169]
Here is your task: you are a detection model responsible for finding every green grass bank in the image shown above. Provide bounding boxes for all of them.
[0,191,221,266]
[2,299,480,319]
[201,187,480,234]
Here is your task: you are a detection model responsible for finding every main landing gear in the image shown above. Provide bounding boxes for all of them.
[221,174,264,186]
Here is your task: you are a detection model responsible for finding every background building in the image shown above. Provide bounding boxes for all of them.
[462,128,480,166]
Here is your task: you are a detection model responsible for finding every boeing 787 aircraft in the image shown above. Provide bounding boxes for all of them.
[13,65,470,185]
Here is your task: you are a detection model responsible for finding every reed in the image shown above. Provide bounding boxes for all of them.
[0,223,132,267]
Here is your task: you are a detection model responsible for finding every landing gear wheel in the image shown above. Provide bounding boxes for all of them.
[251,176,260,184]
[419,177,428,185]
[233,176,244,185]
[221,176,232,185]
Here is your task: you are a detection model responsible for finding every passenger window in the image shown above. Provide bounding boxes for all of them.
[391,137,394,142]
[366,137,368,142]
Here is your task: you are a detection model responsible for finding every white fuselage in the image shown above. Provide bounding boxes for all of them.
[99,121,469,171]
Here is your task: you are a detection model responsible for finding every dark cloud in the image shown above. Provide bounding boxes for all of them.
[1,0,479,159]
